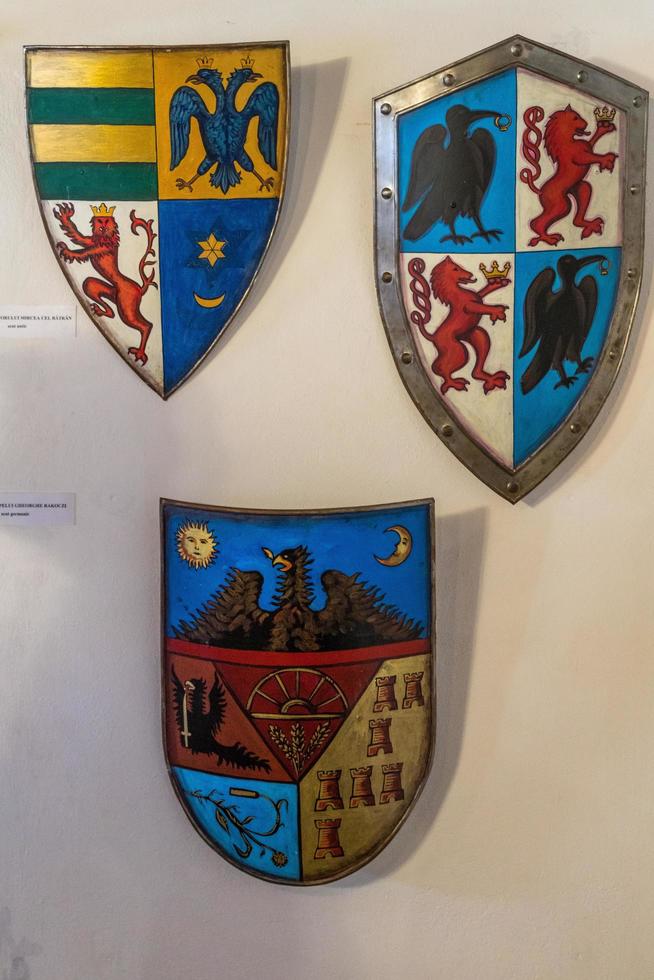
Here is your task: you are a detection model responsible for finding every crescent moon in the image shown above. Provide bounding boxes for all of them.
[193,292,225,309]
[374,525,412,567]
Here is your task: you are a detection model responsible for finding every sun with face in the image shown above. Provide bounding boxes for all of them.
[176,521,217,570]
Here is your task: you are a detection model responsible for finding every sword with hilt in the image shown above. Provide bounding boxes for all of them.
[181,680,194,748]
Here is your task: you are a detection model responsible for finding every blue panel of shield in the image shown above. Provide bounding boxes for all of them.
[397,66,623,469]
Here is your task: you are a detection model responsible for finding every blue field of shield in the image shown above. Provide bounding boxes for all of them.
[158,198,278,395]
[173,767,300,881]
[164,502,432,638]
[398,69,517,254]
[513,247,621,465]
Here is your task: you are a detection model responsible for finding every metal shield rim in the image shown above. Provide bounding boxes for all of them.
[374,35,648,502]
[160,496,436,886]
[25,42,291,400]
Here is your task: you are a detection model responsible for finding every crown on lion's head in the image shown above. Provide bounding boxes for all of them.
[90,203,115,217]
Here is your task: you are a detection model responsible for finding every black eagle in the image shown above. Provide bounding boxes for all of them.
[171,666,271,772]
[402,105,506,244]
[520,254,607,394]
[175,545,422,652]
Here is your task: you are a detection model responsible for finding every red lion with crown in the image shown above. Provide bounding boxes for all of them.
[408,256,510,395]
[53,202,157,365]
[520,103,617,247]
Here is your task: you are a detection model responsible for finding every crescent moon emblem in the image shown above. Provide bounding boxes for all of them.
[374,525,412,567]
[193,292,225,309]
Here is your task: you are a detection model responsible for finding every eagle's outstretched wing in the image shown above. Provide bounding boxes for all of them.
[169,86,210,170]
[520,267,556,357]
[316,571,422,649]
[241,82,279,169]
[402,124,447,212]
[174,569,270,648]
[171,666,186,732]
[207,670,227,733]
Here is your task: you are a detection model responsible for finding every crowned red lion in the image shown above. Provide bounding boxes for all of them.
[520,103,617,247]
[408,256,510,395]
[53,203,157,365]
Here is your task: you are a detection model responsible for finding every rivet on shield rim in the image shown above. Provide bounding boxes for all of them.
[373,36,647,502]
[381,187,393,200]
[382,271,393,283]
[380,102,392,115]
[401,350,413,364]
[633,96,643,108]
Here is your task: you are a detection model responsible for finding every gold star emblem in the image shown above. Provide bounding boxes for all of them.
[198,233,226,267]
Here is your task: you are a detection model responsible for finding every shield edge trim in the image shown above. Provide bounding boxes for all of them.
[159,496,436,886]
[374,34,647,502]
[24,42,291,400]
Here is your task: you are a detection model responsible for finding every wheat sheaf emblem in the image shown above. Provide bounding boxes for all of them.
[269,721,331,776]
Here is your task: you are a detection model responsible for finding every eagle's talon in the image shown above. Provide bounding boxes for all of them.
[576,357,594,374]
[554,374,578,390]
[472,228,502,242]
[440,233,473,245]
[175,178,194,192]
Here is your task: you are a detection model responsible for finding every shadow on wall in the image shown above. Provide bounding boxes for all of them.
[0,908,41,980]
[338,505,488,887]
[194,56,351,380]
[525,93,654,507]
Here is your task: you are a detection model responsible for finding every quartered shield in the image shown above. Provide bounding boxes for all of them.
[26,43,289,398]
[374,36,647,501]
[161,498,434,884]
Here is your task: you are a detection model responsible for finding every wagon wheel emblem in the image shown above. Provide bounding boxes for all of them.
[247,669,349,777]
[247,668,348,719]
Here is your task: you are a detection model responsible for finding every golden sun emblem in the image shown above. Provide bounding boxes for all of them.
[176,521,218,569]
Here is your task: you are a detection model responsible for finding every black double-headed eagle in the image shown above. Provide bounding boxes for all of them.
[175,545,421,652]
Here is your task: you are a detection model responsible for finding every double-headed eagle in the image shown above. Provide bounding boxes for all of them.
[169,59,279,194]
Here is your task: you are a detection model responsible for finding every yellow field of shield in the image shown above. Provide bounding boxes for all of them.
[153,46,288,201]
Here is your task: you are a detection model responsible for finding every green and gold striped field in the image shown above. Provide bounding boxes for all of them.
[26,48,157,201]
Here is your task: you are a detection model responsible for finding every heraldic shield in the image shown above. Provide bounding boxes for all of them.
[374,36,647,501]
[25,43,289,398]
[161,499,435,884]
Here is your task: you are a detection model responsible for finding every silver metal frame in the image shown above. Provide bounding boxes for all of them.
[24,42,291,400]
[374,35,648,502]
[160,496,436,886]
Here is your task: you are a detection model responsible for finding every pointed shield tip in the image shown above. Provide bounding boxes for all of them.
[375,37,646,501]
[27,43,290,395]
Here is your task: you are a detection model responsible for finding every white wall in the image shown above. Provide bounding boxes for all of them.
[1,3,653,978]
